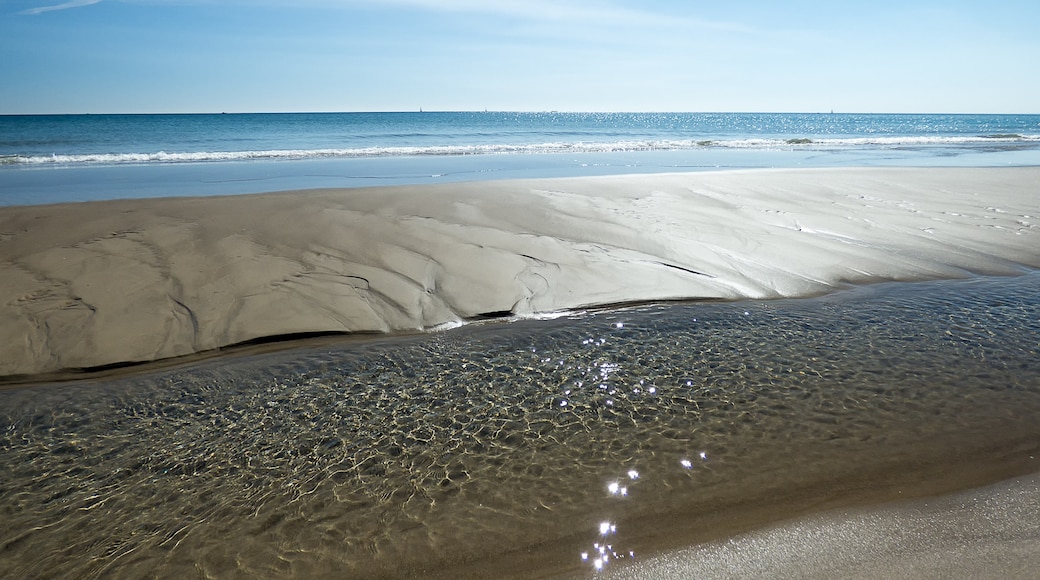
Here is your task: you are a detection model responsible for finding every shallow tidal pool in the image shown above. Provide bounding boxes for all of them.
[2,272,1039,578]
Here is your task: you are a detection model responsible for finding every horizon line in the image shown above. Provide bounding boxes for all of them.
[2,109,1038,117]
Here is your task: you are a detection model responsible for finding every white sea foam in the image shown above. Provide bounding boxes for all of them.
[7,134,1038,167]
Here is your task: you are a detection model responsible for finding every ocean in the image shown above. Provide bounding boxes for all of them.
[2,111,1039,205]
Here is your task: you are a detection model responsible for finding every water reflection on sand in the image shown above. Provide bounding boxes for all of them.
[2,273,1039,578]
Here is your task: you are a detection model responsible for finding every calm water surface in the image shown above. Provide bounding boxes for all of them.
[3,112,1039,205]
[1,273,1039,578]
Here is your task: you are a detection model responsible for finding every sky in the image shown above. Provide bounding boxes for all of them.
[1,0,1038,114]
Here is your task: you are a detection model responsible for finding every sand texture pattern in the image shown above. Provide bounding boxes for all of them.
[1,167,1038,377]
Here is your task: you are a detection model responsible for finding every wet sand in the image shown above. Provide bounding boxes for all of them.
[2,167,1038,379]
[603,471,1040,580]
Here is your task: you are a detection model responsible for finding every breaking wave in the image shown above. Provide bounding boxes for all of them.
[5,134,1039,167]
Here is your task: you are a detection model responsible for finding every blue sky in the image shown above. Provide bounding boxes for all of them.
[1,0,1037,114]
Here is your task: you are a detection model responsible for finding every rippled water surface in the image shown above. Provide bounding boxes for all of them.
[2,273,1039,578]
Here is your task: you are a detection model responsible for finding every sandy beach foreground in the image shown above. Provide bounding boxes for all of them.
[2,166,1038,379]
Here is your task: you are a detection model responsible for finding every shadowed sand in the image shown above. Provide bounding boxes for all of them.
[1,166,1038,378]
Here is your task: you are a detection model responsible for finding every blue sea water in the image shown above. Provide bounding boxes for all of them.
[1,112,1039,205]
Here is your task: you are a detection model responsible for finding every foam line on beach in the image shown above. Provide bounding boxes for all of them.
[5,134,1038,167]
[1,166,1038,377]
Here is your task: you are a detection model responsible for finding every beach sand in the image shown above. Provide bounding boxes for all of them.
[602,471,1040,580]
[1,166,1038,379]
[1,166,1039,578]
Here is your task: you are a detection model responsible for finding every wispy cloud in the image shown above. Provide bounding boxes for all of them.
[20,0,102,15]
[342,0,753,33]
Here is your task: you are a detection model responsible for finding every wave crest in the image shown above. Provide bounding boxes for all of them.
[7,134,1039,166]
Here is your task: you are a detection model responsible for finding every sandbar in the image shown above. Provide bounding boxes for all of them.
[1,166,1038,379]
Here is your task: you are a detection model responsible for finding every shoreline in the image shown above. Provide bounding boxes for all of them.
[599,468,1040,580]
[0,269,1034,389]
[435,461,1040,580]
[2,166,1039,380]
